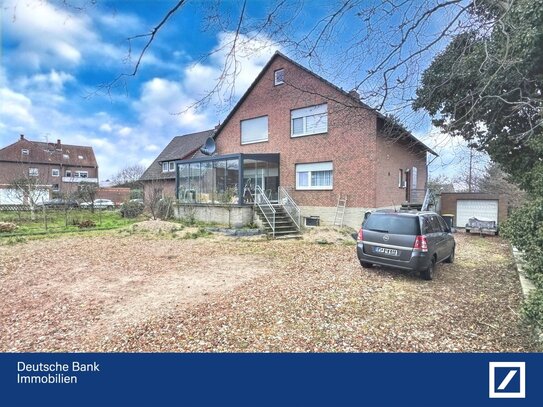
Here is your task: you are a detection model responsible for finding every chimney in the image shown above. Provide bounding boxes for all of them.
[20,134,25,140]
[56,139,62,150]
[349,89,360,100]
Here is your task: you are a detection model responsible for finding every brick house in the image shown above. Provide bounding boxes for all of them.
[171,52,436,229]
[140,129,214,201]
[0,135,98,204]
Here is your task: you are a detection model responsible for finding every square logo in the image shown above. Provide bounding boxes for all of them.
[489,362,525,398]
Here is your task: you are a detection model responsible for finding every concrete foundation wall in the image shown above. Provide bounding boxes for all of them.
[300,206,372,230]
[174,204,254,228]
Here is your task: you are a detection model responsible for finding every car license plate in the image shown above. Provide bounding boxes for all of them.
[373,246,399,257]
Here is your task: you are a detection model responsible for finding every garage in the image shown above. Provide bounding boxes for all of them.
[456,199,498,228]
[439,192,506,228]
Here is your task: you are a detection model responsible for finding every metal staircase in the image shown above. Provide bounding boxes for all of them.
[254,186,301,239]
[256,204,301,238]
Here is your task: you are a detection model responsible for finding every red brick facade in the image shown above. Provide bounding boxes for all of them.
[0,136,98,197]
[215,54,429,209]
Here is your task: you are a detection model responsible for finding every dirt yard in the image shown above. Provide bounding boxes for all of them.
[0,230,539,352]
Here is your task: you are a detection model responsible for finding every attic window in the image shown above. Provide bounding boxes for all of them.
[78,155,84,160]
[21,149,29,155]
[169,162,175,171]
[63,154,69,159]
[274,69,284,85]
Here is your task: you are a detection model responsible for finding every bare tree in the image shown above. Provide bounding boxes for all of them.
[7,177,48,220]
[78,181,99,213]
[110,164,146,187]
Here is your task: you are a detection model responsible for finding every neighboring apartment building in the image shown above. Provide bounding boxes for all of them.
[169,52,436,228]
[0,135,98,204]
[140,129,215,200]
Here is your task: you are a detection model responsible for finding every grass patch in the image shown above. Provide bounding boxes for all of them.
[0,209,141,237]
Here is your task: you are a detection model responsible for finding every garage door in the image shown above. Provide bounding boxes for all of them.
[456,200,498,227]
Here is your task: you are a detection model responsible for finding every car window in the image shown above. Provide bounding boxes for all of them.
[364,214,420,235]
[430,216,443,233]
[437,216,449,231]
[421,216,433,234]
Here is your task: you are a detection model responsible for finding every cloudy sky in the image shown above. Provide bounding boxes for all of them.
[0,0,481,181]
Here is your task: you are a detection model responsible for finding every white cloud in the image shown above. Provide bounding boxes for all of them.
[2,0,93,69]
[0,88,35,131]
[99,123,113,133]
[144,144,160,152]
[118,127,132,137]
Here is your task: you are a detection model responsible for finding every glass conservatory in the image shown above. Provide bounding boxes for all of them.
[176,153,279,205]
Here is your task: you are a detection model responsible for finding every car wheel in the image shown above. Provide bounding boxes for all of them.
[360,261,373,269]
[421,257,436,281]
[445,247,455,264]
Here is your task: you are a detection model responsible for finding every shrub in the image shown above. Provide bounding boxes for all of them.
[156,197,175,220]
[120,201,144,218]
[78,220,96,228]
[0,222,18,233]
[502,197,543,330]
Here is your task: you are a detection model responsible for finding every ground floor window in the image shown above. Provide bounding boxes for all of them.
[295,162,333,190]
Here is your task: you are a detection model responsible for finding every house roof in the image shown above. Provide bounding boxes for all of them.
[140,129,214,181]
[0,136,98,167]
[213,51,437,156]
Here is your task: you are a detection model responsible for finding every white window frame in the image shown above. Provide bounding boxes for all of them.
[295,162,333,190]
[52,183,60,192]
[21,149,29,155]
[241,116,269,145]
[65,170,72,177]
[169,162,175,172]
[75,171,88,178]
[274,68,284,85]
[162,162,169,173]
[291,104,328,138]
[29,168,39,177]
[63,154,69,159]
[52,168,60,177]
[398,169,404,188]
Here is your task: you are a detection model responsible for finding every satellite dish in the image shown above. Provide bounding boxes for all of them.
[199,137,216,156]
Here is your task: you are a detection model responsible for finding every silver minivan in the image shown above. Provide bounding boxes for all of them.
[356,211,455,280]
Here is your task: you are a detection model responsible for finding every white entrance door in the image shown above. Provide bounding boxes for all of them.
[456,199,499,227]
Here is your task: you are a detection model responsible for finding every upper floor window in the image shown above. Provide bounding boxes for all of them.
[274,69,284,85]
[241,116,269,145]
[63,154,69,159]
[291,104,328,137]
[21,148,29,155]
[65,170,72,177]
[29,168,39,177]
[162,162,175,172]
[75,171,88,178]
[295,162,333,190]
[52,168,60,177]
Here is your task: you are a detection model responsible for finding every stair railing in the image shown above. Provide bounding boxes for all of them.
[255,185,276,237]
[278,186,301,230]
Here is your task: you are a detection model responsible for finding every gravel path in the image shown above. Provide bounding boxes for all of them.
[0,231,538,352]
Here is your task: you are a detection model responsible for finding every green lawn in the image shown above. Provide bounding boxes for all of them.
[0,208,140,236]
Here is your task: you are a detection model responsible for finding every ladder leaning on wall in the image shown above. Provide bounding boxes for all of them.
[333,194,347,227]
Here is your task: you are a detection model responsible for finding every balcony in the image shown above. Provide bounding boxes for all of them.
[62,177,98,183]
